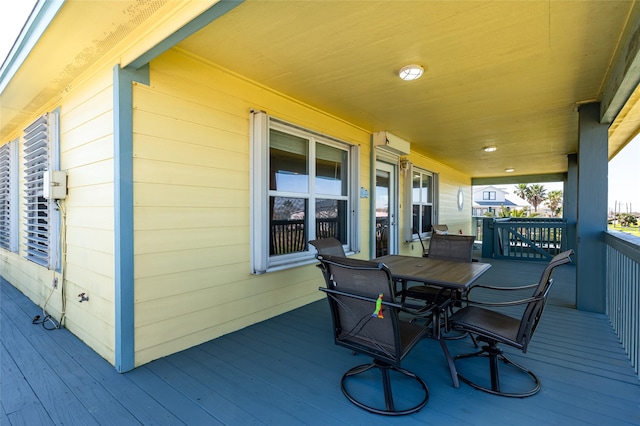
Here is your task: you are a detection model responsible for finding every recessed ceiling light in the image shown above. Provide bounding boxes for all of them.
[398,64,424,81]
[483,146,497,152]
[505,168,515,173]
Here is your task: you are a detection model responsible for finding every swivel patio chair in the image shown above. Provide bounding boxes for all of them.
[447,249,574,397]
[316,254,430,415]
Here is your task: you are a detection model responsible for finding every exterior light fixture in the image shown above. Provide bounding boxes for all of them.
[505,168,515,173]
[483,146,497,152]
[398,64,424,81]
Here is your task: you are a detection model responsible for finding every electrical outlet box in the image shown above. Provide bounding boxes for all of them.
[43,170,67,200]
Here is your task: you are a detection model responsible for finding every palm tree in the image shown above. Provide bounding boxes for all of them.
[514,183,529,201]
[527,184,547,212]
[547,190,563,217]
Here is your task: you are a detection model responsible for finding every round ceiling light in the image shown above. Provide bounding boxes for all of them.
[398,64,424,81]
[505,168,515,173]
[483,146,497,152]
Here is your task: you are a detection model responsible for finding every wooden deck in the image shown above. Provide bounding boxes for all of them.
[2,257,640,425]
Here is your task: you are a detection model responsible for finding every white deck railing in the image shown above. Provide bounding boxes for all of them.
[605,231,640,379]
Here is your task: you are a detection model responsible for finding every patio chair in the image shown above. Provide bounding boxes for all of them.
[316,254,430,416]
[309,237,346,257]
[447,249,574,397]
[402,232,476,309]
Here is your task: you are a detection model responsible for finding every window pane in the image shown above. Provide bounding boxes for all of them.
[412,172,431,203]
[422,174,432,203]
[421,205,433,233]
[316,143,347,196]
[270,129,308,192]
[412,173,421,202]
[376,169,390,219]
[270,196,307,255]
[412,204,420,233]
[316,199,347,243]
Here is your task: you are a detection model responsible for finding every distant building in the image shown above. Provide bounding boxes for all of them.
[473,185,529,216]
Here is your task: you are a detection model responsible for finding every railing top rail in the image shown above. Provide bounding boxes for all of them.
[604,231,640,262]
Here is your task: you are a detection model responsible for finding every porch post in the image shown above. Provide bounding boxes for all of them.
[113,64,150,372]
[565,153,577,254]
[576,103,608,313]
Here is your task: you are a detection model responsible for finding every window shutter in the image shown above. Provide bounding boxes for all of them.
[0,143,11,250]
[23,115,50,267]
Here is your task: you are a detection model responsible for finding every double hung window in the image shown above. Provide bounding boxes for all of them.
[411,168,437,237]
[483,191,496,200]
[251,112,359,273]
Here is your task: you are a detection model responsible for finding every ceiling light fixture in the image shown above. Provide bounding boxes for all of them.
[483,146,497,152]
[398,64,424,81]
[505,168,515,173]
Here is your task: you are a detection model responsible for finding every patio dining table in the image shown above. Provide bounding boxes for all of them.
[374,254,492,388]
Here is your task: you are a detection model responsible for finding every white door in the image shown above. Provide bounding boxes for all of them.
[375,161,398,256]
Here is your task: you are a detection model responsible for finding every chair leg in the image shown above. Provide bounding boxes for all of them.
[439,336,460,388]
[341,360,429,415]
[454,342,541,398]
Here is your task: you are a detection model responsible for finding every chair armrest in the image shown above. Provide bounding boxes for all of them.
[319,287,403,309]
[463,294,543,308]
[467,283,538,299]
[319,287,435,317]
[470,283,538,292]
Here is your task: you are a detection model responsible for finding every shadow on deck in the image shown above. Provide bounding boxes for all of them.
[2,257,639,425]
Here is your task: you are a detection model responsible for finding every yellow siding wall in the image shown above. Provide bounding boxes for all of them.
[59,69,116,364]
[0,68,117,364]
[132,49,372,365]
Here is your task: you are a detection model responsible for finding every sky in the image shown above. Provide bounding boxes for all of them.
[0,1,638,212]
[0,0,36,68]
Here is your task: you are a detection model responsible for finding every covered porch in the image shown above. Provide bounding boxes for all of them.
[3,254,639,425]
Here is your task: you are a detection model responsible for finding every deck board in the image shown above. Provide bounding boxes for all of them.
[2,257,640,425]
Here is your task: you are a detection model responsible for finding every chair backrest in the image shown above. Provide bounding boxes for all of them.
[516,249,574,350]
[309,237,346,257]
[427,233,475,262]
[316,255,403,365]
[432,224,449,234]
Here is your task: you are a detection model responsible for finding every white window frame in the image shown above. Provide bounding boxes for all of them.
[405,165,438,240]
[23,111,61,269]
[250,111,360,274]
[0,140,18,251]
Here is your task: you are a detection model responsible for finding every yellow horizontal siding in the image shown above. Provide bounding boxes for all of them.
[134,206,248,230]
[134,243,249,279]
[136,226,249,254]
[58,74,116,364]
[134,262,250,303]
[134,132,248,172]
[65,206,114,230]
[131,48,371,364]
[134,157,248,189]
